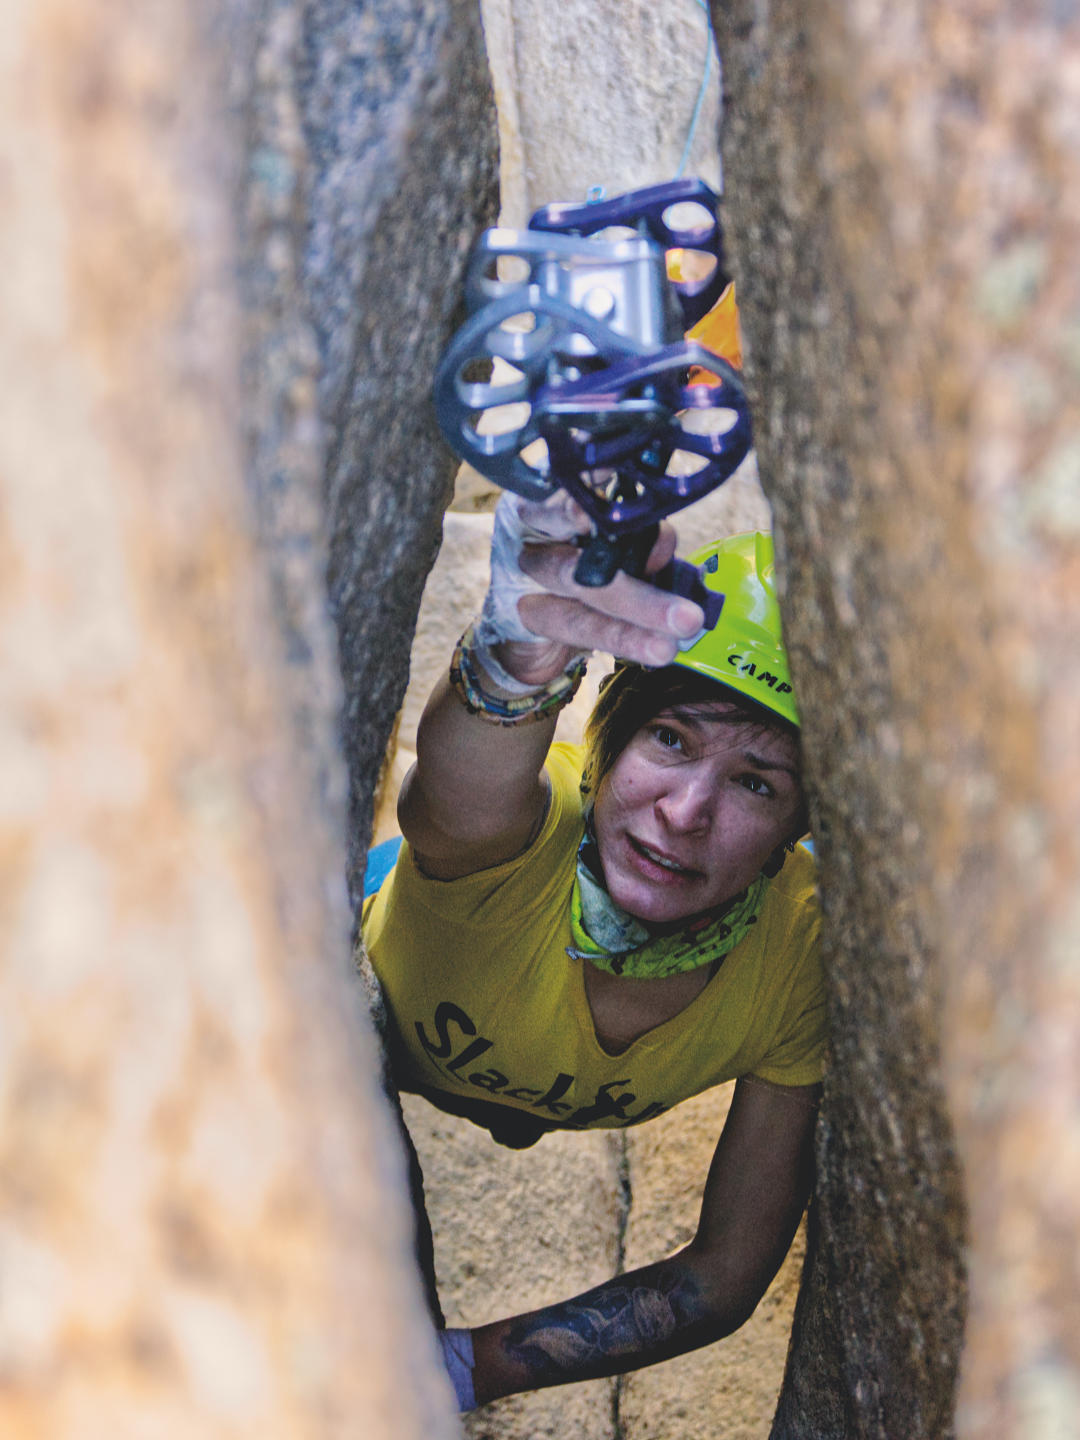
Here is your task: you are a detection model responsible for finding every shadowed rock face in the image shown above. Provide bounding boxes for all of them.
[313,0,500,913]
[240,0,500,914]
[712,3,1080,1437]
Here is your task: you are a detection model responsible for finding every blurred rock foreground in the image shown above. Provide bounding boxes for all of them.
[0,0,493,1434]
[710,2,1080,1437]
[1,5,1078,1440]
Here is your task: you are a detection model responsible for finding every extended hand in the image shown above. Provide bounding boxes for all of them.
[481,494,705,689]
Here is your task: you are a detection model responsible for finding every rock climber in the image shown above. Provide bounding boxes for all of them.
[361,493,826,1410]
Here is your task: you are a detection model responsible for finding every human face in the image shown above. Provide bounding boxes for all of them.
[591,702,804,927]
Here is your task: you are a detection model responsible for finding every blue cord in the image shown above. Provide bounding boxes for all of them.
[583,1,717,201]
[675,0,716,179]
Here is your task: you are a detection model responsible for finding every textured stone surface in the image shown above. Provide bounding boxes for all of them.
[297,0,501,911]
[236,0,348,854]
[0,0,460,1433]
[480,0,722,222]
[236,0,500,909]
[711,2,1080,1436]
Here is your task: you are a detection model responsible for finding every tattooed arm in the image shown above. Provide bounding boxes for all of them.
[469,1074,819,1403]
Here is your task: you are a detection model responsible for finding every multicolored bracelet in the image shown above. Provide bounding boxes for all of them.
[449,623,588,726]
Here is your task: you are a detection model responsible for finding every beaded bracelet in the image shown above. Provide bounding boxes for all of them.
[449,623,588,726]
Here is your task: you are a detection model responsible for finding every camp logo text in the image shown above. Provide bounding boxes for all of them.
[727,654,792,696]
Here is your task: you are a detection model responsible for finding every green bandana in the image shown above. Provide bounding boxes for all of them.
[568,825,769,980]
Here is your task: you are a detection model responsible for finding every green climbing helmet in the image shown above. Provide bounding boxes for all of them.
[674,531,800,728]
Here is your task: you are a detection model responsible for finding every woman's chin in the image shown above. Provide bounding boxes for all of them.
[610,868,757,932]
[609,878,703,929]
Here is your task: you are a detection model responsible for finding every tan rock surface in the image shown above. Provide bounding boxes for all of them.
[0,0,459,1432]
[712,1,1080,1434]
[481,0,722,223]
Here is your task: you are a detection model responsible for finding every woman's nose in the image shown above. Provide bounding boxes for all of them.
[655,769,715,833]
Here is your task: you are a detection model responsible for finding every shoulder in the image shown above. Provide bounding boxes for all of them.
[371,743,584,920]
[742,844,826,1086]
[749,844,824,1002]
[771,841,818,900]
[544,741,586,803]
[759,843,821,941]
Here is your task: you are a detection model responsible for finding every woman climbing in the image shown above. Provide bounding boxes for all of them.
[361,493,826,1409]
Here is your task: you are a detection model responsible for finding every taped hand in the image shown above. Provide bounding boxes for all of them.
[475,493,704,690]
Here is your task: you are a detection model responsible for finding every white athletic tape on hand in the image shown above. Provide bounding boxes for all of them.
[472,492,591,691]
[476,491,586,646]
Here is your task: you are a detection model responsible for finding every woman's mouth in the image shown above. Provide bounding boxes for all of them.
[629,837,699,878]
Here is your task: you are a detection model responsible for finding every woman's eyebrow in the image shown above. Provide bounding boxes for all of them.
[662,704,730,728]
[742,749,799,780]
[660,710,800,779]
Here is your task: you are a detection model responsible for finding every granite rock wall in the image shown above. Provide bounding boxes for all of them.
[240,0,501,912]
[479,0,722,222]
[0,0,497,1432]
[711,2,1080,1436]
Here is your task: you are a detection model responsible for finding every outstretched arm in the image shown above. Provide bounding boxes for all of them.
[468,1075,819,1404]
[399,497,702,879]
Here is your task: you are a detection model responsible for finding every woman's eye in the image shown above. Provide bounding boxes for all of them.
[737,773,772,797]
[650,726,682,750]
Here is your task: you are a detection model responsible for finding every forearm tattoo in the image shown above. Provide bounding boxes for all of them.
[503,1265,708,1386]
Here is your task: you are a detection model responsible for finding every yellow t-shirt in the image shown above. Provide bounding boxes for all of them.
[362,745,826,1132]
